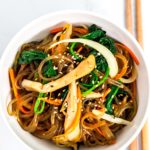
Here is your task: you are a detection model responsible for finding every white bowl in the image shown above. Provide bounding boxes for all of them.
[0,10,150,150]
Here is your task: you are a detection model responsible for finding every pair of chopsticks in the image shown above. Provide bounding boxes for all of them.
[126,0,149,150]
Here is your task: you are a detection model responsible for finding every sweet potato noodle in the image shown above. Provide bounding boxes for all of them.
[8,23,138,150]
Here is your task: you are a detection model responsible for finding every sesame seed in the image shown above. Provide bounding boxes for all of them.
[58,93,61,96]
[100,76,103,79]
[53,66,58,70]
[92,80,95,84]
[64,64,68,67]
[59,71,63,74]
[55,56,59,58]
[102,84,105,89]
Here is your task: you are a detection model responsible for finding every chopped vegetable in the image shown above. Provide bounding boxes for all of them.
[34,93,46,114]
[90,49,108,72]
[18,50,47,64]
[99,37,116,54]
[49,39,118,78]
[82,67,109,97]
[115,53,128,80]
[92,110,131,125]
[40,98,62,106]
[69,43,82,61]
[9,68,30,114]
[73,27,88,34]
[42,60,57,77]
[50,27,63,34]
[115,42,139,65]
[83,92,102,99]
[22,55,96,93]
[120,64,137,83]
[105,86,119,114]
[83,25,106,40]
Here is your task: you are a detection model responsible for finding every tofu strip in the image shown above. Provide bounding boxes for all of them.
[22,55,96,93]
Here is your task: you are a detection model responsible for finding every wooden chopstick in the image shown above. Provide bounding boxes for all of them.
[126,0,149,150]
[125,2,138,149]
[126,0,133,34]
[136,0,144,47]
[136,0,149,149]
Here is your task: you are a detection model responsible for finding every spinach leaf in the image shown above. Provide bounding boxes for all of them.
[83,25,106,40]
[18,49,57,78]
[18,49,47,64]
[42,60,57,77]
[99,37,116,54]
[85,24,117,54]
[90,49,108,72]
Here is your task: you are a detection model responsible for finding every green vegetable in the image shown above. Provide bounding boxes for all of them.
[89,24,104,32]
[83,25,106,40]
[80,83,93,88]
[69,43,82,61]
[90,71,98,84]
[42,60,57,77]
[82,67,109,97]
[18,50,47,64]
[105,86,119,114]
[99,37,116,54]
[61,88,68,100]
[80,71,98,88]
[34,93,47,114]
[19,49,57,78]
[90,49,108,72]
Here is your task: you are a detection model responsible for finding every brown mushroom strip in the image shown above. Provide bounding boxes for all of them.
[22,55,96,93]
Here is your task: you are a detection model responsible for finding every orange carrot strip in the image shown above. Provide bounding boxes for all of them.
[9,68,30,114]
[115,53,128,80]
[40,98,62,106]
[77,46,83,53]
[96,127,104,137]
[102,88,111,102]
[73,27,89,34]
[115,42,139,65]
[50,27,63,34]
[9,69,19,98]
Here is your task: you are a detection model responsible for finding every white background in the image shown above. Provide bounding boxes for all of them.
[0,0,150,150]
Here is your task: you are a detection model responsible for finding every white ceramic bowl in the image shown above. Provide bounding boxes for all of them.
[0,10,150,150]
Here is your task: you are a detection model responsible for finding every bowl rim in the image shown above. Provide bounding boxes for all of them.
[0,10,150,150]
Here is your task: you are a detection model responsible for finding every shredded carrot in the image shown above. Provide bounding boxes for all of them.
[9,69,19,98]
[65,86,82,133]
[102,88,111,102]
[115,42,140,65]
[9,68,30,114]
[40,98,62,106]
[96,127,104,137]
[77,46,83,53]
[115,53,128,80]
[73,27,89,35]
[50,27,63,34]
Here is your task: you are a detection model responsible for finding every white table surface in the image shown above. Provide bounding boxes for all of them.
[0,0,150,150]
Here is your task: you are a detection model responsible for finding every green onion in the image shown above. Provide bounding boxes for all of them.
[105,86,119,114]
[80,71,99,88]
[80,83,93,88]
[82,67,109,97]
[69,43,82,61]
[34,93,47,114]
